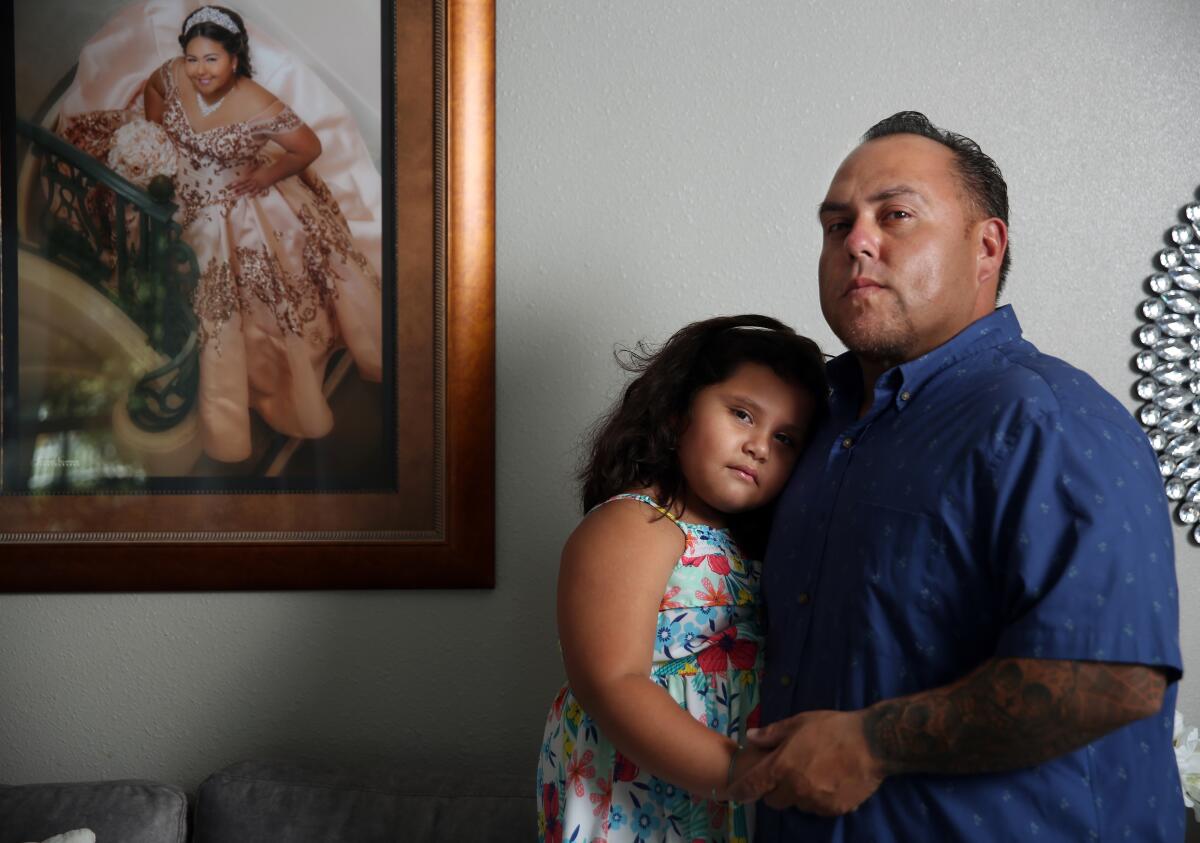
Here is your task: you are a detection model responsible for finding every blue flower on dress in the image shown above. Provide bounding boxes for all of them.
[632,800,661,836]
[608,805,626,831]
[650,777,667,804]
[677,615,709,652]
[581,712,598,744]
[694,524,730,546]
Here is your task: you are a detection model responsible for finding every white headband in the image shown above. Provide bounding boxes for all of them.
[184,6,240,35]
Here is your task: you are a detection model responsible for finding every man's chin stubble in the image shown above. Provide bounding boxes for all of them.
[835,318,917,372]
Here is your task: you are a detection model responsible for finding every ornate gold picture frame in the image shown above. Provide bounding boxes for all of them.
[0,0,495,589]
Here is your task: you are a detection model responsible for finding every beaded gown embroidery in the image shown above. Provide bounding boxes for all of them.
[537,494,762,843]
[61,58,382,463]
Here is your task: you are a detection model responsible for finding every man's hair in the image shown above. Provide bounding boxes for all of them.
[862,111,1011,295]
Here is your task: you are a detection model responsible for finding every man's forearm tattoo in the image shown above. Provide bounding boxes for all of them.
[861,659,1166,776]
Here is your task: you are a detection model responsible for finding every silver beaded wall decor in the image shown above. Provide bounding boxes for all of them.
[1136,194,1200,540]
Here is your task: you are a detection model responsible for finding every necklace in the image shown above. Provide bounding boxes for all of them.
[195,87,231,118]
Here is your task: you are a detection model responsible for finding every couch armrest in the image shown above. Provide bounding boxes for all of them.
[0,780,187,843]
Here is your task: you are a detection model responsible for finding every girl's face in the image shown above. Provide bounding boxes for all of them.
[675,361,814,527]
[184,36,237,97]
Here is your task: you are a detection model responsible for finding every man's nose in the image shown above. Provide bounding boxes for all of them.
[844,217,879,261]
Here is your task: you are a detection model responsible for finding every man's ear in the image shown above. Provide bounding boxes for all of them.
[976,217,1007,289]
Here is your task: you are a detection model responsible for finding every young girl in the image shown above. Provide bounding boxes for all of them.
[537,315,827,843]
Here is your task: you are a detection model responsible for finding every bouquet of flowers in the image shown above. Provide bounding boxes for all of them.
[1175,709,1200,820]
[106,118,177,189]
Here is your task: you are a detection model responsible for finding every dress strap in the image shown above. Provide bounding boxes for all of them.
[591,492,679,523]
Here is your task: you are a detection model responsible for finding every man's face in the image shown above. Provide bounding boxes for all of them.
[817,134,998,368]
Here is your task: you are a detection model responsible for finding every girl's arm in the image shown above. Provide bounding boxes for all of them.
[557,498,755,798]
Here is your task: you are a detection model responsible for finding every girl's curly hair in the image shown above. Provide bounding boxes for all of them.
[579,314,827,555]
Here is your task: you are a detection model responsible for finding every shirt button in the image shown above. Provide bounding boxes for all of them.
[796,592,811,606]
[780,675,792,687]
[901,391,912,401]
[841,437,853,449]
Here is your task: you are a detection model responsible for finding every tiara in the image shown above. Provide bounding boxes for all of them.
[184,6,240,35]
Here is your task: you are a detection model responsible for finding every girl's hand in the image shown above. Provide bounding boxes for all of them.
[726,743,772,801]
[227,168,276,198]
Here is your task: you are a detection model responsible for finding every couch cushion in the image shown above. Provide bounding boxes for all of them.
[0,780,187,843]
[192,759,535,843]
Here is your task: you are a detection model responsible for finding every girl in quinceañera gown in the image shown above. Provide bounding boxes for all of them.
[536,316,827,843]
[58,3,382,463]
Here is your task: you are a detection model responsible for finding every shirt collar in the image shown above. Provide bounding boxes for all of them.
[827,305,1024,413]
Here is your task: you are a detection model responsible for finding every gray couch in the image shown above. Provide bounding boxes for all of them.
[0,759,535,843]
[7,763,1197,842]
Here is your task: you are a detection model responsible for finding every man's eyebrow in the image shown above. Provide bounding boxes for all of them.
[870,185,925,204]
[817,185,926,217]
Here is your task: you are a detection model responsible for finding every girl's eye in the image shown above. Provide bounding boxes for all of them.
[731,408,751,422]
[774,432,796,448]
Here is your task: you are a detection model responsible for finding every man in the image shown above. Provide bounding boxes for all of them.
[731,112,1184,841]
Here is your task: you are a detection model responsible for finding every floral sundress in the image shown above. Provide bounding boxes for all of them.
[537,493,763,843]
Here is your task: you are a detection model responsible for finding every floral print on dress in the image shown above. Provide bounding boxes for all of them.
[537,493,761,843]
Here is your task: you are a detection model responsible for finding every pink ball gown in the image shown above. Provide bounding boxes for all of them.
[54,0,384,464]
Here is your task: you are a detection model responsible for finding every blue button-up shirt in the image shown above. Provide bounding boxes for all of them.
[758,306,1184,842]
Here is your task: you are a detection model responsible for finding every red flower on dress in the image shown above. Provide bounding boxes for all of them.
[680,553,731,575]
[590,777,612,817]
[566,749,596,797]
[550,685,569,720]
[696,626,758,675]
[708,797,729,828]
[705,554,732,575]
[613,751,640,782]
[542,784,562,843]
[695,576,730,607]
[747,703,761,729]
[659,585,684,610]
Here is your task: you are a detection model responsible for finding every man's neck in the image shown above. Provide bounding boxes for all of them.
[850,306,1003,418]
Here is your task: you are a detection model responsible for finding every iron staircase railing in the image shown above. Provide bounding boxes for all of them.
[16,118,200,431]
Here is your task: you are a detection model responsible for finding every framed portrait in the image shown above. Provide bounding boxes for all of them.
[0,0,495,589]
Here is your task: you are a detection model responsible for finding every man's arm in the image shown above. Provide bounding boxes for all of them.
[729,656,1167,814]
[863,657,1166,775]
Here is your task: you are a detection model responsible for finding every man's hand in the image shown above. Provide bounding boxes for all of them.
[727,659,1166,815]
[728,709,884,814]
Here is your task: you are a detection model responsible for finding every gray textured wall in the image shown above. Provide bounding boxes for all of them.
[2,0,1199,795]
